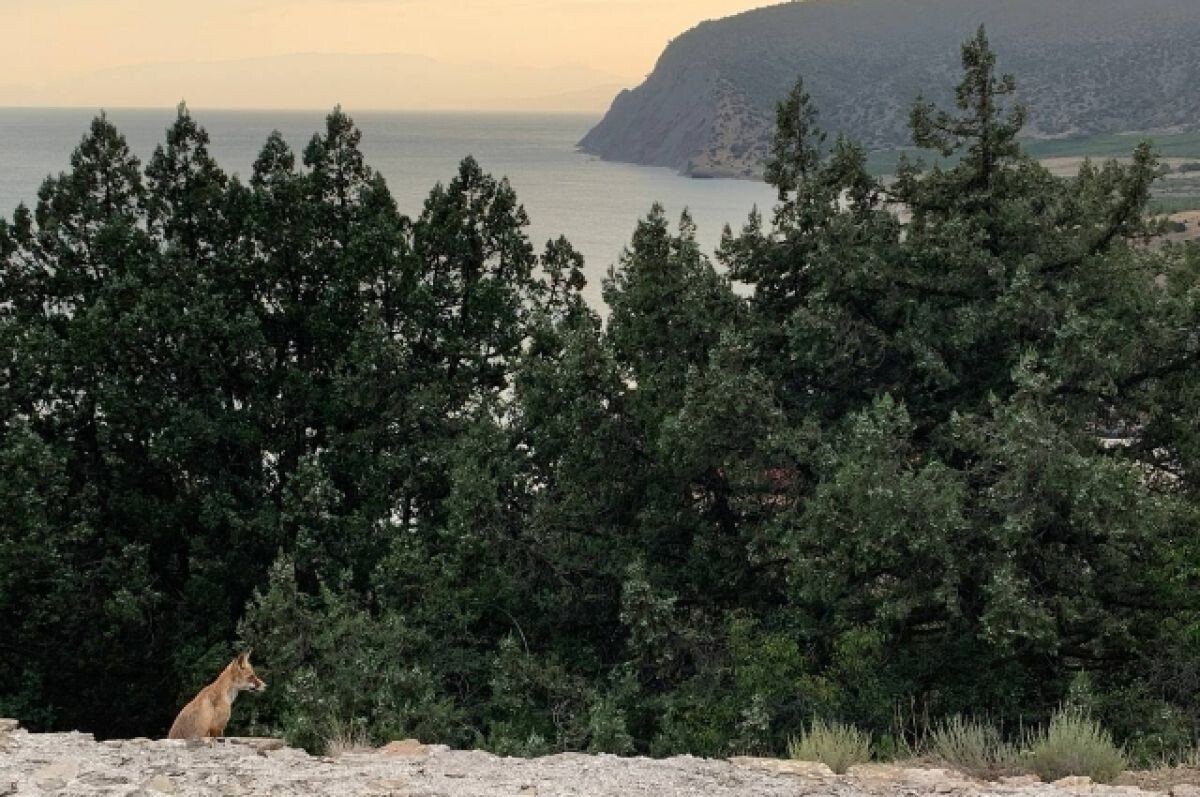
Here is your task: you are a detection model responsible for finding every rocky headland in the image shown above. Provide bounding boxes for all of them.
[579,0,1200,178]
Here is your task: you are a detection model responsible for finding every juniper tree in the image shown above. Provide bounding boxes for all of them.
[729,27,1200,736]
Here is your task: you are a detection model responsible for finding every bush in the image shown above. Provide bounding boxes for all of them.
[929,716,1021,779]
[788,719,873,774]
[1024,707,1127,783]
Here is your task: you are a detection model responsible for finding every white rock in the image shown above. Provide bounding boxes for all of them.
[728,756,836,778]
[1053,775,1095,791]
[32,758,81,790]
[999,775,1042,786]
[144,773,180,793]
[379,739,433,758]
[3,730,1184,797]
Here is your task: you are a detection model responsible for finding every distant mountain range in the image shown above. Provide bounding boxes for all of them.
[0,53,627,113]
[579,0,1200,178]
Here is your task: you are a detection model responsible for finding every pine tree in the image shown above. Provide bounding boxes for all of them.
[0,115,170,735]
[604,205,741,425]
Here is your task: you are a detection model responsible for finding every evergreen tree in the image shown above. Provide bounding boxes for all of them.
[604,206,742,424]
[2,35,1198,757]
[727,27,1199,739]
[0,116,170,734]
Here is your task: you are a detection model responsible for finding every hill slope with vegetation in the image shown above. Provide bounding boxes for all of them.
[580,0,1200,177]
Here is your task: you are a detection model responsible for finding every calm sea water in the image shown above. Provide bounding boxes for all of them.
[0,108,776,306]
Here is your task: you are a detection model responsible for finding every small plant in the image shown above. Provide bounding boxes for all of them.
[928,715,1021,779]
[1151,744,1200,770]
[1023,707,1127,784]
[888,697,933,761]
[323,718,374,758]
[788,718,873,774]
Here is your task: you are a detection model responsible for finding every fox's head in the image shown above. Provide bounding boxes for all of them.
[228,651,267,694]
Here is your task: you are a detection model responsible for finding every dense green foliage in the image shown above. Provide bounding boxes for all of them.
[3,33,1199,760]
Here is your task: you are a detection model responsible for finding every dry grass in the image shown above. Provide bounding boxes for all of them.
[885,703,1149,785]
[1116,747,1200,791]
[1022,707,1127,784]
[323,721,374,758]
[927,716,1023,780]
[788,719,873,774]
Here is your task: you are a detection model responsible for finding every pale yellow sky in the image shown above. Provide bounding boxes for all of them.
[0,0,776,110]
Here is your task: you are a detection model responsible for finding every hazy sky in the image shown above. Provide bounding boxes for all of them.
[0,0,774,110]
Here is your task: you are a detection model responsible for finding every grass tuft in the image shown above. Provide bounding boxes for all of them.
[788,718,873,774]
[323,719,374,758]
[928,715,1021,780]
[1023,707,1127,784]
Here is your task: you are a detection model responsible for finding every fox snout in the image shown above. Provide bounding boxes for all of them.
[240,674,266,693]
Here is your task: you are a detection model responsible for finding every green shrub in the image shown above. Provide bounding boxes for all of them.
[929,716,1021,779]
[1024,707,1127,783]
[585,691,636,755]
[788,718,873,774]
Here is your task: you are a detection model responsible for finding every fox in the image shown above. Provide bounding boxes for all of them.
[167,651,267,740]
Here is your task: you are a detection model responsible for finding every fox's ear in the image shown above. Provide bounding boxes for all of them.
[237,650,251,665]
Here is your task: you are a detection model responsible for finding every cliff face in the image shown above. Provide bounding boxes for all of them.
[580,0,1200,178]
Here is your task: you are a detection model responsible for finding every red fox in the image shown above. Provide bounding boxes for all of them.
[167,652,266,740]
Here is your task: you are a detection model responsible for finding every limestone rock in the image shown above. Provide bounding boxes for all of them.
[144,773,180,793]
[380,739,435,759]
[1053,775,1095,791]
[1000,775,1042,786]
[220,736,288,754]
[33,758,81,790]
[80,772,133,787]
[0,728,1187,797]
[729,756,835,778]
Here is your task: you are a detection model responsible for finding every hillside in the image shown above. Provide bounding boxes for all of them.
[579,0,1200,178]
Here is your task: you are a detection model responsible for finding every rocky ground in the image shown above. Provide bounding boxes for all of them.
[2,720,1198,797]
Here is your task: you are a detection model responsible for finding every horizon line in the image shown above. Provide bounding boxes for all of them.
[0,104,608,117]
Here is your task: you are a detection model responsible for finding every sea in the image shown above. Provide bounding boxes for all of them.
[0,109,777,307]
